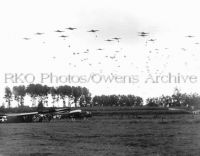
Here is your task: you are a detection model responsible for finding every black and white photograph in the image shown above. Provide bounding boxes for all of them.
[1,0,200,155]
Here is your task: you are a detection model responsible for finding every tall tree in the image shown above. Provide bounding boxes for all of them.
[4,87,12,108]
[49,87,58,107]
[57,85,72,107]
[26,84,37,107]
[80,87,91,107]
[26,84,50,107]
[37,100,44,111]
[41,85,50,107]
[13,85,26,107]
[109,95,119,106]
[72,86,82,107]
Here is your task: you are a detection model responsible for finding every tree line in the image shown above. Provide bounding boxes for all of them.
[4,84,91,108]
[146,88,200,109]
[3,85,199,110]
[2,84,144,108]
[92,95,143,107]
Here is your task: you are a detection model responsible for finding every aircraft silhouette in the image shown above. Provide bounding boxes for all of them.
[186,35,194,38]
[66,27,77,30]
[23,38,31,40]
[60,35,68,38]
[88,30,99,37]
[88,29,99,33]
[112,37,121,42]
[35,32,44,35]
[138,32,149,37]
[138,32,149,35]
[105,39,113,42]
[138,34,148,37]
[113,37,121,40]
[55,30,64,33]
[149,39,156,41]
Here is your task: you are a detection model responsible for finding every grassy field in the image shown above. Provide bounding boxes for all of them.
[0,114,200,156]
[79,106,191,116]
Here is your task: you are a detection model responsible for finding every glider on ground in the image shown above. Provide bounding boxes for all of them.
[0,108,92,123]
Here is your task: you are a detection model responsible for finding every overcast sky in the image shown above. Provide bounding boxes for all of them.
[0,0,200,104]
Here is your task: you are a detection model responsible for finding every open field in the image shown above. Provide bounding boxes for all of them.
[77,106,191,116]
[1,114,200,156]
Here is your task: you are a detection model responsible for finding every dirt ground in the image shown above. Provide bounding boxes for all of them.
[0,115,200,156]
